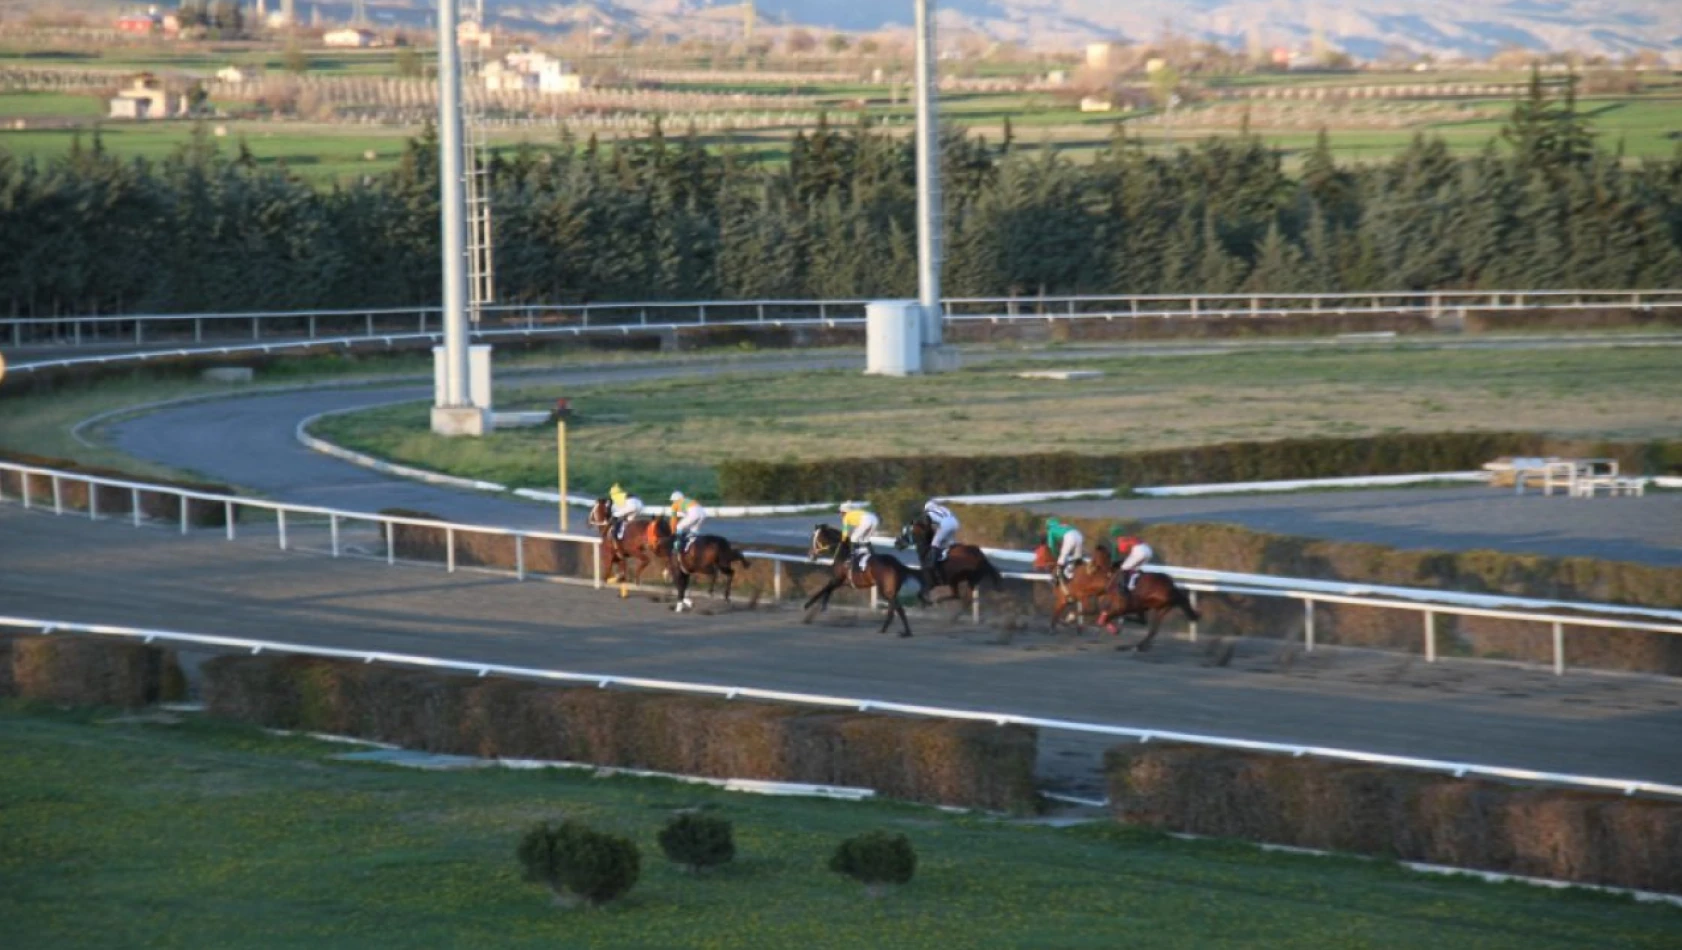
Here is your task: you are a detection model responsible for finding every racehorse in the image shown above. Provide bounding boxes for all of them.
[587,497,656,585]
[650,515,751,612]
[803,524,915,637]
[1094,569,1201,652]
[1032,543,1118,633]
[894,515,1003,607]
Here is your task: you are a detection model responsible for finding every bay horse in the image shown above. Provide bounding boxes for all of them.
[894,516,1003,607]
[1033,543,1117,633]
[803,524,915,637]
[1094,569,1201,652]
[587,497,656,585]
[650,515,751,612]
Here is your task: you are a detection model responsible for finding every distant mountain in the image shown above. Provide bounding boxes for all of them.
[556,0,1682,58]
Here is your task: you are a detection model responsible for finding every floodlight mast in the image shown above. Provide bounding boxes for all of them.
[913,0,944,350]
[433,0,472,423]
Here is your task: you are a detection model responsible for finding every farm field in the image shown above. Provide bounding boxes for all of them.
[3,703,1677,949]
[308,344,1682,498]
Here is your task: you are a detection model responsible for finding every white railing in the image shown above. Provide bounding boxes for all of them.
[2,614,1677,801]
[7,288,1679,361]
[5,460,1682,678]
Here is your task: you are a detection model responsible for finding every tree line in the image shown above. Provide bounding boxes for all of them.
[2,74,1679,317]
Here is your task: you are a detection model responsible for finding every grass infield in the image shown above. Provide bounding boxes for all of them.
[2,703,1678,949]
[308,344,1682,499]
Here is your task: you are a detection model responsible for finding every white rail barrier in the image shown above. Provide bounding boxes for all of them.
[2,614,1678,801]
[4,460,1682,677]
[7,288,1679,364]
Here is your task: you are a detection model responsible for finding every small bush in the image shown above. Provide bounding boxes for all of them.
[517,820,640,908]
[829,831,916,895]
[658,812,736,873]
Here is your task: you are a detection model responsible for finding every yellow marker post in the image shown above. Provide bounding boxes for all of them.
[556,419,568,532]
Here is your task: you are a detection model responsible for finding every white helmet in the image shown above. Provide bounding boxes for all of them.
[670,491,685,503]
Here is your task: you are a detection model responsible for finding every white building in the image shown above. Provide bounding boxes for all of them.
[485,51,582,95]
[482,61,538,94]
[216,65,258,84]
[108,74,182,120]
[1086,41,1125,70]
[323,28,377,48]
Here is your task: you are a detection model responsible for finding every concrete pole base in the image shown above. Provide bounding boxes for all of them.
[920,345,961,373]
[430,405,491,437]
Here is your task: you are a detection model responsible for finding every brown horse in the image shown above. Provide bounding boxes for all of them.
[894,516,1003,607]
[651,515,751,611]
[587,498,656,585]
[803,524,915,637]
[1033,543,1118,633]
[1094,569,1201,652]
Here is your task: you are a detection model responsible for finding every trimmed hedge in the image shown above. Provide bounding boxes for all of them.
[1107,742,1682,894]
[0,449,236,528]
[201,654,1039,811]
[0,632,186,708]
[718,433,1682,503]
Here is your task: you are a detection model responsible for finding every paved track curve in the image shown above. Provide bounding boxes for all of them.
[98,347,1682,565]
[5,506,1681,796]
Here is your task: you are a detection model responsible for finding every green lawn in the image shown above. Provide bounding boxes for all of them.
[308,344,1682,499]
[3,704,1675,949]
[0,91,103,118]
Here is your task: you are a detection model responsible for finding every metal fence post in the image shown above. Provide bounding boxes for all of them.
[515,535,525,580]
[446,527,456,572]
[366,313,374,337]
[772,560,783,602]
[1187,591,1199,642]
[225,502,235,540]
[135,320,143,345]
[180,496,189,535]
[131,488,142,527]
[52,475,63,515]
[1553,621,1565,676]
[592,541,603,589]
[18,473,27,509]
[194,317,203,343]
[252,316,260,341]
[278,509,288,550]
[89,484,98,521]
[330,514,340,557]
[385,521,395,565]
[1303,598,1315,652]
[1424,610,1436,663]
[971,588,981,624]
[309,315,317,339]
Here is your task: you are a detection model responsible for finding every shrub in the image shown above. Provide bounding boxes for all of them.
[657,812,736,873]
[829,831,916,895]
[518,820,640,908]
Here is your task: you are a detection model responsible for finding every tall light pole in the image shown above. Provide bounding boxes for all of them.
[913,0,956,370]
[430,0,486,435]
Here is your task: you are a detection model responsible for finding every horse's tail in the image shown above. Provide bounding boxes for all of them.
[1172,581,1200,622]
[980,555,1004,592]
[732,546,750,568]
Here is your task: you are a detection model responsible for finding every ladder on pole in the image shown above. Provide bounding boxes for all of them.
[459,5,495,325]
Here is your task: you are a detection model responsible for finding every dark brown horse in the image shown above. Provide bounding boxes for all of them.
[803,524,915,637]
[588,497,656,585]
[651,515,751,611]
[1033,543,1117,633]
[1094,569,1201,652]
[894,516,1003,607]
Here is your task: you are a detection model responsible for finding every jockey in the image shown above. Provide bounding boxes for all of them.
[1046,517,1084,582]
[608,483,644,540]
[839,502,879,570]
[921,498,961,585]
[668,491,708,554]
[1111,531,1155,590]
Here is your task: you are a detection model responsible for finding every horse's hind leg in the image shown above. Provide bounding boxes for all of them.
[803,577,842,613]
[1134,608,1167,652]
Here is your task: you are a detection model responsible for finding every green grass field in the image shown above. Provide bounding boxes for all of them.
[0,90,103,117]
[308,344,1682,499]
[3,703,1677,949]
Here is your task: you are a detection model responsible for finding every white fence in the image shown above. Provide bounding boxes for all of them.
[5,460,1682,679]
[1,613,1677,802]
[7,288,1680,367]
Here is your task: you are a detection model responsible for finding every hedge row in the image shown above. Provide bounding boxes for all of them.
[0,449,236,528]
[0,632,186,708]
[1107,742,1682,894]
[946,505,1682,674]
[719,432,1682,503]
[201,654,1039,812]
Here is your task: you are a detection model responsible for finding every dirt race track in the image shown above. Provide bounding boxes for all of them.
[5,505,1680,800]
